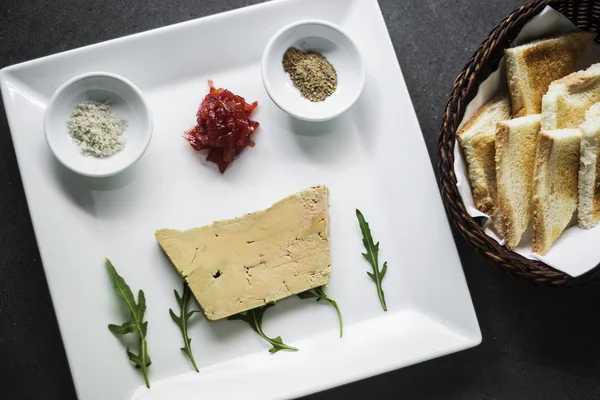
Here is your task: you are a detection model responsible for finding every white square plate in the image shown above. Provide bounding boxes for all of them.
[0,0,481,399]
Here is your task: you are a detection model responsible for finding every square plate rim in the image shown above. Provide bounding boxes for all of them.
[0,0,481,398]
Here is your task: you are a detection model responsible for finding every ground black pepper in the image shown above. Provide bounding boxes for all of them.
[282,47,338,102]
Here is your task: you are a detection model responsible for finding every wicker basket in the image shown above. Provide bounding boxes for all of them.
[438,0,600,286]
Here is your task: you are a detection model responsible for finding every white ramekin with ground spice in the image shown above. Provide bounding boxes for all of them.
[262,20,366,122]
[44,72,153,177]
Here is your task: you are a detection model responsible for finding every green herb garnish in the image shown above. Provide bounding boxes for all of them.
[169,283,202,372]
[105,258,152,388]
[228,303,298,353]
[356,209,388,311]
[298,286,343,337]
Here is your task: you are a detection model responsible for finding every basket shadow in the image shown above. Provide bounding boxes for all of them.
[453,223,600,377]
[456,235,600,379]
[508,286,600,373]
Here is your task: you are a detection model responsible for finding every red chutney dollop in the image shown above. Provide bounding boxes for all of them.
[184,80,260,173]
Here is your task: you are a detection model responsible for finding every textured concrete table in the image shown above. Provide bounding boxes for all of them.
[2,1,600,399]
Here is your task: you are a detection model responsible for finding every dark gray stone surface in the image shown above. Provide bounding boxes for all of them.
[2,0,600,399]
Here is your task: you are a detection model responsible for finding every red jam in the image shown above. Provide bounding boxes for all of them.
[184,80,260,173]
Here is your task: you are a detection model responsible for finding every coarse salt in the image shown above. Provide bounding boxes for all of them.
[67,100,127,157]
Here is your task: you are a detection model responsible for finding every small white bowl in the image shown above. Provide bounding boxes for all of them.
[44,72,153,177]
[262,20,366,122]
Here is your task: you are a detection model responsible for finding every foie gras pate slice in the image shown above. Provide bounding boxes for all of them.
[155,185,331,320]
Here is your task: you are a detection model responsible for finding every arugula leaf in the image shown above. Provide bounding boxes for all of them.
[169,283,202,372]
[228,303,298,353]
[106,259,151,388]
[298,286,343,337]
[356,209,388,311]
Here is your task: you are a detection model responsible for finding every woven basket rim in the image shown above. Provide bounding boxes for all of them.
[437,0,600,287]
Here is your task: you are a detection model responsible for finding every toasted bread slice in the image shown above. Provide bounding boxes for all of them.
[457,93,511,214]
[495,114,541,249]
[578,103,600,228]
[542,62,600,130]
[506,32,595,117]
[532,129,581,255]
